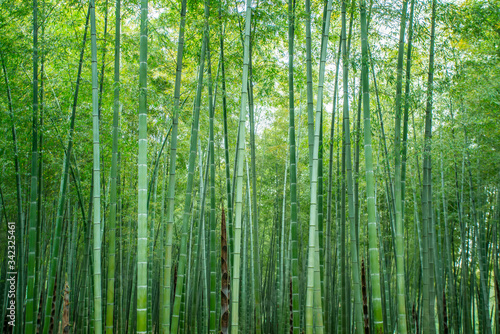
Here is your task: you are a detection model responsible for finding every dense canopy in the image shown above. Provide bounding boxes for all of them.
[0,0,499,333]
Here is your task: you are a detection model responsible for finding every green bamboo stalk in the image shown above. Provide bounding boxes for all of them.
[400,2,415,327]
[353,77,361,269]
[36,19,46,321]
[248,39,263,334]
[401,0,415,223]
[393,0,409,332]
[339,4,364,332]
[305,0,313,180]
[246,163,256,334]
[368,43,396,236]
[340,2,348,330]
[241,206,249,333]
[278,162,287,334]
[325,38,341,334]
[221,205,229,334]
[25,0,39,330]
[91,0,103,331]
[161,1,187,331]
[171,32,207,334]
[287,0,300,330]
[219,3,233,278]
[118,153,124,333]
[105,0,120,331]
[68,205,78,328]
[231,2,251,331]
[422,0,437,331]
[305,0,333,331]
[317,109,324,297]
[136,0,148,330]
[360,0,384,329]
[147,143,159,333]
[206,1,217,328]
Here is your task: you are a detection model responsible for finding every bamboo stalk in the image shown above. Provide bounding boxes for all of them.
[105,0,120,331]
[25,0,39,329]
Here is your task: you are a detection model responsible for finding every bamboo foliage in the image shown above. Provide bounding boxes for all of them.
[40,4,90,333]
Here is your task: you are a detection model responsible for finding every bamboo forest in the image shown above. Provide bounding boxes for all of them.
[0,0,499,332]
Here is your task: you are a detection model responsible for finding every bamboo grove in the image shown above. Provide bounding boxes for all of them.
[0,0,499,332]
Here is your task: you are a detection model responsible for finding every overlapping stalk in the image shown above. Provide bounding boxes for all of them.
[231,1,251,331]
[170,30,207,334]
[41,4,90,333]
[393,0,408,332]
[304,0,333,331]
[422,0,437,332]
[161,0,187,332]
[287,0,300,331]
[359,0,384,330]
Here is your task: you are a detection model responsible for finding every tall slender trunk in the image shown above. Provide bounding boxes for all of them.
[305,0,314,181]
[219,2,233,283]
[287,0,300,332]
[360,0,384,329]
[105,0,120,331]
[305,0,334,331]
[340,2,348,331]
[393,1,408,332]
[230,2,251,331]
[206,0,217,329]
[422,0,437,332]
[170,31,207,334]
[91,0,103,331]
[161,0,187,332]
[325,37,341,334]
[401,0,415,223]
[26,0,39,330]
[136,0,148,330]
